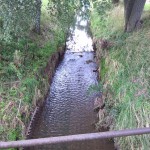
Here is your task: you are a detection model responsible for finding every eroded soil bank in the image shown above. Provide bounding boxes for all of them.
[25,45,66,136]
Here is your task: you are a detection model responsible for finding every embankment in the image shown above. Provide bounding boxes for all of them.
[0,0,67,142]
[90,4,150,150]
[0,42,66,143]
[26,45,66,136]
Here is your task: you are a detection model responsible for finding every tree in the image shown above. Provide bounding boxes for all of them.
[34,0,42,34]
[124,0,146,32]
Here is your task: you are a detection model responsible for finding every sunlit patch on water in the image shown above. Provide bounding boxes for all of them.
[66,15,93,53]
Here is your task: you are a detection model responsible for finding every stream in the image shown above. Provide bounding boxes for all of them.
[27,11,115,150]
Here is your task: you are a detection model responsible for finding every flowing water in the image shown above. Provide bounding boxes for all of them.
[27,12,115,150]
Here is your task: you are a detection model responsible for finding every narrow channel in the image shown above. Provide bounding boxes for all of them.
[27,10,115,150]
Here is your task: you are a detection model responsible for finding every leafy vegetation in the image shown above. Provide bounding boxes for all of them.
[0,30,64,142]
[0,0,81,144]
[0,0,37,41]
[90,3,150,149]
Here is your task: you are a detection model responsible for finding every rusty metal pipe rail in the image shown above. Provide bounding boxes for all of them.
[0,128,150,149]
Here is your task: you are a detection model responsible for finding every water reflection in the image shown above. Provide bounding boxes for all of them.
[66,16,93,52]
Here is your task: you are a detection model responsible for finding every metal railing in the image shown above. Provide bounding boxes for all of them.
[0,128,150,149]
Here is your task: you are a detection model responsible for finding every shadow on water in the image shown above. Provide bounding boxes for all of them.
[27,9,115,150]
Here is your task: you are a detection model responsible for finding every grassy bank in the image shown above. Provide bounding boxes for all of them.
[0,0,66,144]
[90,4,150,150]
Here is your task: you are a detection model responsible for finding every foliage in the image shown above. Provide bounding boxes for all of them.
[0,0,37,41]
[47,0,81,32]
[90,4,150,150]
[90,0,112,17]
[144,3,150,11]
[0,0,85,42]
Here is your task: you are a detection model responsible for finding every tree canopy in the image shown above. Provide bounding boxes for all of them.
[0,0,147,42]
[0,0,83,41]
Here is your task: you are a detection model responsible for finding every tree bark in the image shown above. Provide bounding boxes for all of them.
[124,0,146,32]
[124,0,135,31]
[35,0,42,34]
[112,0,119,4]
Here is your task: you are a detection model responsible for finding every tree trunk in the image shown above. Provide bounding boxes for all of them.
[124,0,146,32]
[35,0,42,34]
[112,0,119,4]
[124,0,135,31]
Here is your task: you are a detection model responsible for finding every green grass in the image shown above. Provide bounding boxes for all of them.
[144,3,150,11]
[0,0,66,144]
[0,37,64,142]
[90,5,150,150]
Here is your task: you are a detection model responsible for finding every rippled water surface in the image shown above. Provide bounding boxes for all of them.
[28,13,114,150]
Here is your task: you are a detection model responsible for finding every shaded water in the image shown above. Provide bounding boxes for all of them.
[28,12,115,150]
